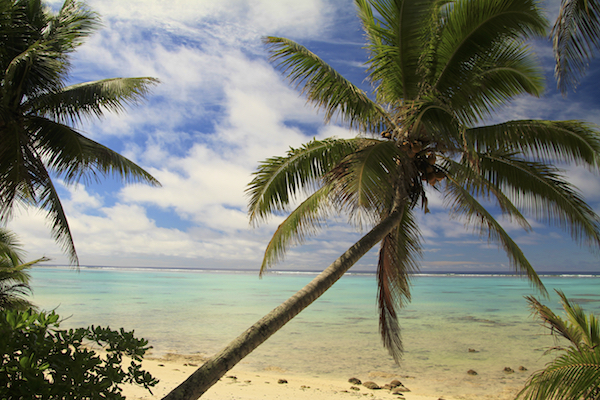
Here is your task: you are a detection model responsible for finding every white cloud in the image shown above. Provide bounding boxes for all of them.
[564,165,600,202]
[7,211,59,260]
[38,0,348,268]
[418,211,469,239]
[8,0,599,274]
[62,183,104,211]
[87,0,334,40]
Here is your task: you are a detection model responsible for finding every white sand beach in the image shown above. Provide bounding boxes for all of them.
[122,353,533,400]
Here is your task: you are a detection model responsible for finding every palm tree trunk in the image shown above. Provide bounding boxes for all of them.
[162,203,406,400]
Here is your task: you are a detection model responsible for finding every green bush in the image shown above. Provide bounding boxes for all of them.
[0,309,158,399]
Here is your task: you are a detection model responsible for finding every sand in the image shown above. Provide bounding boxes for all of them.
[120,353,531,400]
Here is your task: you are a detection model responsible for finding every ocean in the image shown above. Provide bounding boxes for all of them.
[28,267,600,398]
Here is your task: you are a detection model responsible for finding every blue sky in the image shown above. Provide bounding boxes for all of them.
[10,0,600,273]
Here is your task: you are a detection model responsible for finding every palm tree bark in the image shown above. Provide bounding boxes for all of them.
[162,202,406,400]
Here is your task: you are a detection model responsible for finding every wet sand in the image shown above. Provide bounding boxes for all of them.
[122,353,534,400]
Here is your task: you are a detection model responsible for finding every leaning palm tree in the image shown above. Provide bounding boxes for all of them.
[516,291,600,400]
[163,0,600,399]
[0,228,48,310]
[552,0,600,93]
[0,0,160,264]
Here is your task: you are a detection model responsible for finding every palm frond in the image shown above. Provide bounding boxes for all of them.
[2,40,64,108]
[552,0,600,93]
[50,0,100,51]
[29,117,160,186]
[263,36,391,133]
[357,0,435,102]
[0,1,31,72]
[405,97,463,149]
[260,185,333,273]
[466,120,600,168]
[518,291,600,400]
[478,152,600,250]
[0,124,47,221]
[0,122,78,264]
[377,204,421,362]
[30,77,160,124]
[0,228,47,311]
[0,0,99,106]
[0,261,42,285]
[556,290,600,348]
[526,293,585,349]
[0,265,27,282]
[35,160,78,265]
[0,228,26,267]
[247,138,359,224]
[447,41,544,125]
[443,174,546,294]
[0,281,35,311]
[433,0,547,93]
[518,347,600,400]
[442,156,531,230]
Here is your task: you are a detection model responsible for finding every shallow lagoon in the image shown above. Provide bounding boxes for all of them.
[29,267,600,398]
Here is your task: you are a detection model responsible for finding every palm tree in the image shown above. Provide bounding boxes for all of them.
[0,228,47,310]
[552,0,600,93]
[163,0,600,398]
[0,0,160,264]
[516,291,600,400]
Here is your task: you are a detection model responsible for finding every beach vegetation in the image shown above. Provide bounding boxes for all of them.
[164,0,600,398]
[0,308,158,399]
[0,0,160,265]
[552,0,600,93]
[0,228,48,311]
[517,291,600,400]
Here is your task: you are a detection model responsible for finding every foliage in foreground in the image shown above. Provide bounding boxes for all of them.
[0,308,158,399]
[517,291,600,400]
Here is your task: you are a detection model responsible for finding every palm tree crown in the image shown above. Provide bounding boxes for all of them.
[0,0,160,264]
[247,0,600,361]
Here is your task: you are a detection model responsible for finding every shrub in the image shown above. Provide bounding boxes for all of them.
[0,309,158,399]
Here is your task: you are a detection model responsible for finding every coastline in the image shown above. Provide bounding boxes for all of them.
[30,268,595,399]
[32,264,600,277]
[122,353,533,400]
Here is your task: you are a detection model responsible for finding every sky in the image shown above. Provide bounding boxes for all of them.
[8,0,600,273]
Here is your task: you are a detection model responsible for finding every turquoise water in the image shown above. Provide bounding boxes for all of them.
[28,267,600,397]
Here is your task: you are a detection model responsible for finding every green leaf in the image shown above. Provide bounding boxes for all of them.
[260,185,333,273]
[377,204,421,362]
[552,0,600,93]
[466,120,600,169]
[517,292,600,400]
[264,36,391,132]
[247,138,359,224]
[443,173,547,294]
